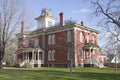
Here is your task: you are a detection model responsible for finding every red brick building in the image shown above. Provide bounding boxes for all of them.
[16,9,105,68]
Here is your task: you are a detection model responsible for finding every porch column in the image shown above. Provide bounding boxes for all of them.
[81,49,84,67]
[28,52,29,62]
[83,48,85,66]
[23,52,25,61]
[38,50,41,67]
[32,50,35,68]
[38,50,39,64]
[89,48,92,67]
[32,50,34,60]
[34,52,36,65]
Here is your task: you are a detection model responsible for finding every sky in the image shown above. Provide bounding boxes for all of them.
[25,0,104,46]
[26,0,98,28]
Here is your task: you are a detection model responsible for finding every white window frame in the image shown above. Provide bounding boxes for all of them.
[48,21,52,27]
[24,37,29,47]
[86,33,89,43]
[48,35,52,44]
[48,34,55,45]
[67,31,71,42]
[48,50,55,61]
[48,50,52,60]
[80,32,83,43]
[52,50,55,60]
[92,35,95,43]
[67,49,71,60]
[35,37,39,47]
[52,34,55,44]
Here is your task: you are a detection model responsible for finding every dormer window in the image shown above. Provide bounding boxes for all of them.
[48,21,52,27]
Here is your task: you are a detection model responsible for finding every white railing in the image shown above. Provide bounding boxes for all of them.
[92,55,104,68]
[20,60,28,67]
[31,60,44,64]
[20,60,44,67]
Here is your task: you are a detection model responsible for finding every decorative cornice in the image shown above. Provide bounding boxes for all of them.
[16,23,100,38]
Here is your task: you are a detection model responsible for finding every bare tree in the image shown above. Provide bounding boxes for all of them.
[0,0,27,69]
[3,37,17,66]
[90,0,120,56]
[90,0,120,28]
[90,0,120,38]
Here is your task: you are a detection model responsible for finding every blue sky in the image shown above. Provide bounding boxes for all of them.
[25,0,104,46]
[26,0,98,28]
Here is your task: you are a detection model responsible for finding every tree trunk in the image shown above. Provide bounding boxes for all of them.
[70,60,73,74]
[0,47,5,69]
[0,59,3,69]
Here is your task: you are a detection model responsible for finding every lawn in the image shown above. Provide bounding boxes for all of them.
[0,67,120,80]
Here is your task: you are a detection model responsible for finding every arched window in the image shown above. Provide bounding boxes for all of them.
[86,33,89,43]
[24,37,29,47]
[92,35,95,43]
[67,31,71,42]
[35,37,39,47]
[80,32,83,42]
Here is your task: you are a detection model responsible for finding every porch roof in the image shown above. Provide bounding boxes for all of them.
[16,47,44,54]
[22,47,44,52]
[82,43,99,49]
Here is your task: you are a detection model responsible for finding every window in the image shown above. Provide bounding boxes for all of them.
[67,49,71,60]
[80,49,83,59]
[35,37,39,47]
[24,37,29,47]
[52,50,55,60]
[48,50,55,61]
[86,33,89,43]
[92,35,95,43]
[48,35,52,44]
[48,50,52,60]
[52,34,55,44]
[80,32,82,42]
[48,21,52,27]
[67,31,71,42]
[48,34,55,44]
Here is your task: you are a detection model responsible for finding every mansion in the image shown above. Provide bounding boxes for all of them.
[16,9,106,68]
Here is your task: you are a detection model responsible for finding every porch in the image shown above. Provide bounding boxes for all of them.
[20,48,44,68]
[80,43,103,68]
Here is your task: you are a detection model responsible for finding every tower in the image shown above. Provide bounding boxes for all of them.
[35,9,56,29]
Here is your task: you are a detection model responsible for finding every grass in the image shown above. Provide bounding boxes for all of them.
[0,67,120,80]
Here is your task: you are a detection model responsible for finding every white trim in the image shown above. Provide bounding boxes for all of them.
[67,31,72,42]
[74,28,78,67]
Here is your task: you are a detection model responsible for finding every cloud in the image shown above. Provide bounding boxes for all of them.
[71,9,89,14]
[80,9,89,13]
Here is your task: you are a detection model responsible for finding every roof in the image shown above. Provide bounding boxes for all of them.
[16,22,100,37]
[111,56,120,63]
[35,15,56,20]
[82,43,99,49]
[32,22,100,34]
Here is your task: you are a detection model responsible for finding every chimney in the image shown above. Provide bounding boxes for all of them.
[59,12,65,26]
[21,21,24,33]
[81,21,84,26]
